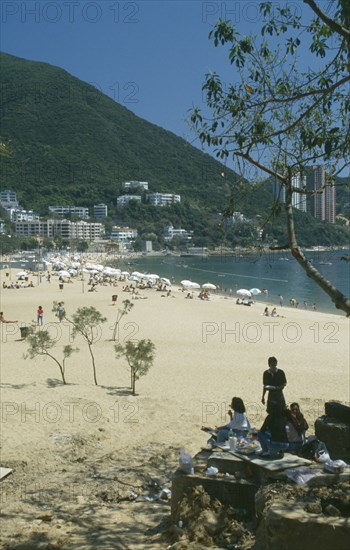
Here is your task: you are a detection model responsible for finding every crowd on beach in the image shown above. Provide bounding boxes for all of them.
[206,356,309,459]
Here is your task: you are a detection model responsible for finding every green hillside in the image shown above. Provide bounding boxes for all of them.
[0,52,248,210]
[0,52,348,249]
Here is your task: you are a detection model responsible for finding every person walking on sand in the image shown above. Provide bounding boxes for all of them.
[278,294,284,307]
[57,302,65,322]
[261,356,287,414]
[37,305,44,326]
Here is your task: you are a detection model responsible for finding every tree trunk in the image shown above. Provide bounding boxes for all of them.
[285,179,350,316]
[47,352,66,384]
[132,370,136,395]
[88,343,98,385]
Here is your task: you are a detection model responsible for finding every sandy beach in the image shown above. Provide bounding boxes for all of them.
[0,266,349,548]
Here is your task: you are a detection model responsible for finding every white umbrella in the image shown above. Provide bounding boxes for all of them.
[147,273,160,280]
[237,289,251,297]
[160,277,171,286]
[16,271,28,278]
[249,288,261,295]
[121,271,130,276]
[181,280,200,289]
[202,283,216,290]
[128,275,141,282]
[58,270,71,278]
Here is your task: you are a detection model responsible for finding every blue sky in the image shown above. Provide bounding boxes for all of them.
[1,1,347,177]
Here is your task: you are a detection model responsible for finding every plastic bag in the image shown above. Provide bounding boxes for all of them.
[284,466,321,485]
[179,451,194,475]
[314,441,330,463]
[324,459,347,473]
[300,437,329,462]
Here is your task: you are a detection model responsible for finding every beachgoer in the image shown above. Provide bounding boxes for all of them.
[263,306,269,316]
[285,402,309,453]
[261,356,287,414]
[312,303,317,311]
[216,397,251,442]
[37,306,44,326]
[0,312,18,323]
[257,404,289,456]
[57,302,65,322]
[278,294,283,307]
[271,307,277,317]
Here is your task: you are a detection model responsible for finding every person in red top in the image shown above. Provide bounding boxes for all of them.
[37,306,44,326]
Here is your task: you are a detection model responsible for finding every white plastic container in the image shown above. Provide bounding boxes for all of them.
[229,436,237,451]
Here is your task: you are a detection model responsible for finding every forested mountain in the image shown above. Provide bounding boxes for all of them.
[0,52,348,249]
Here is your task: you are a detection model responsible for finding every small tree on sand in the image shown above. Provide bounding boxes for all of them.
[111,299,134,341]
[24,330,77,385]
[71,306,107,386]
[115,339,155,395]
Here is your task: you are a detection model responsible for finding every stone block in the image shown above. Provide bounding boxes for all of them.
[315,416,350,461]
[256,500,350,550]
[171,469,258,522]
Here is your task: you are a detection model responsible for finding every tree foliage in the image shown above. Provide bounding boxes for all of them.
[24,329,77,384]
[115,339,155,395]
[71,306,107,385]
[111,299,134,342]
[191,0,350,314]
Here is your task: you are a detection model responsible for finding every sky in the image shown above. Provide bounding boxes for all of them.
[1,0,347,178]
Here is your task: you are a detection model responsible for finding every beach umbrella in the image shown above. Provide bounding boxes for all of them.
[160,277,171,287]
[202,283,216,290]
[147,274,160,279]
[249,288,261,295]
[237,289,251,297]
[68,268,78,276]
[181,280,200,289]
[121,271,130,276]
[128,275,141,282]
[16,271,28,278]
[58,270,71,278]
[132,271,145,278]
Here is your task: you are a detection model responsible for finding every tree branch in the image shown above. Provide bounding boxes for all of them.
[304,0,350,41]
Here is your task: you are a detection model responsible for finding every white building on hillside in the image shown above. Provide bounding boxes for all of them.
[117,195,142,207]
[93,204,108,219]
[15,219,104,241]
[0,190,19,208]
[163,224,192,242]
[48,206,89,218]
[111,226,138,241]
[11,209,40,222]
[147,193,181,206]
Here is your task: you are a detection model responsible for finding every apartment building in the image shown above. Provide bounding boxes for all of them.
[48,205,89,218]
[117,195,142,207]
[309,165,336,224]
[147,193,181,206]
[93,204,108,219]
[15,219,104,241]
[111,226,138,241]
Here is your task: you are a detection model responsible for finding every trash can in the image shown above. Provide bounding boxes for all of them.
[112,295,118,304]
[59,283,64,290]
[20,327,30,339]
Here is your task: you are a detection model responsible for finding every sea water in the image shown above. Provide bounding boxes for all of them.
[123,249,350,316]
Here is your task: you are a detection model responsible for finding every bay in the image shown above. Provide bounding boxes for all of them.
[123,249,350,316]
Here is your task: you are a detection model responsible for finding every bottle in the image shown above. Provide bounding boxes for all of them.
[230,436,237,452]
[228,428,234,439]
